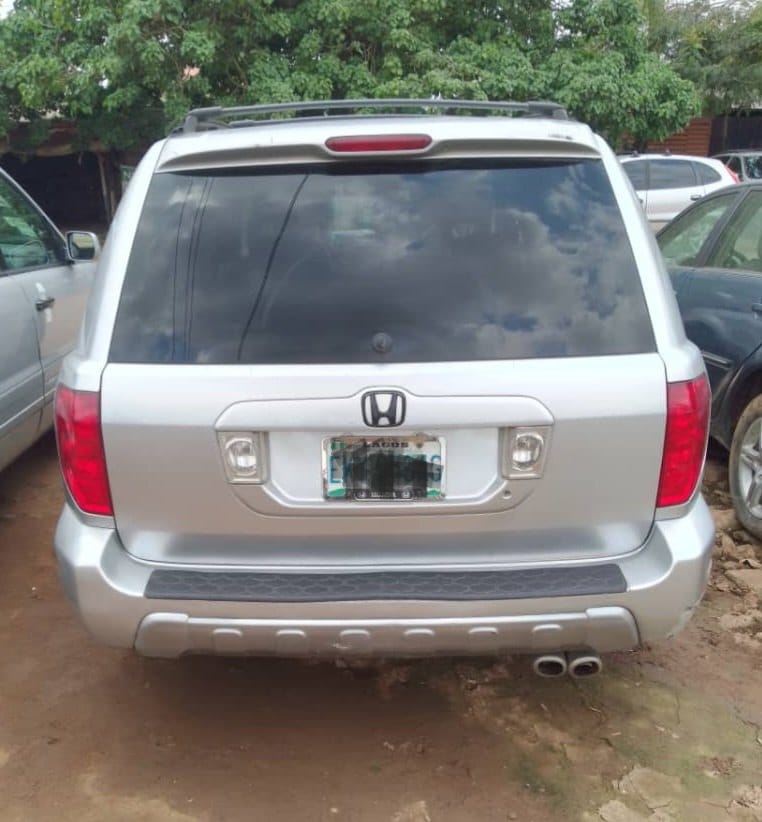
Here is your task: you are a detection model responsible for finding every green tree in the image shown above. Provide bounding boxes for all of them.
[656,0,762,116]
[0,0,698,152]
[544,0,697,146]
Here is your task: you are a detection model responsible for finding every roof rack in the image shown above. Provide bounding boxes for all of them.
[180,98,570,134]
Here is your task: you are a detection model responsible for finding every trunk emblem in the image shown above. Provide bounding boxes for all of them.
[362,391,406,428]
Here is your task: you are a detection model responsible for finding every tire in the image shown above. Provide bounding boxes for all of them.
[729,394,762,540]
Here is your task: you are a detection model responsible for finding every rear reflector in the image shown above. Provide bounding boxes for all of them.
[55,386,113,516]
[656,375,711,509]
[325,134,432,153]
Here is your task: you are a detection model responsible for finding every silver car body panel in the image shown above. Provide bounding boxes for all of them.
[21,263,94,411]
[56,111,711,656]
[0,273,43,471]
[100,354,667,566]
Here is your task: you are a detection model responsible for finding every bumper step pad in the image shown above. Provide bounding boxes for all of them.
[145,564,626,603]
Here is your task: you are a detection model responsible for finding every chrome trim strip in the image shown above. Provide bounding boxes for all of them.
[701,350,732,369]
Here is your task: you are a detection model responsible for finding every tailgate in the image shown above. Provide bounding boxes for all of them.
[101,150,662,567]
[101,355,665,566]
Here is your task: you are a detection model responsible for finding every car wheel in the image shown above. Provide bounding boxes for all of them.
[729,394,762,540]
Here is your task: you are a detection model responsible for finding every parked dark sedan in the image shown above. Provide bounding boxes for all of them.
[658,182,762,537]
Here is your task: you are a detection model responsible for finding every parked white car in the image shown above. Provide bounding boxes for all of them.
[620,153,737,228]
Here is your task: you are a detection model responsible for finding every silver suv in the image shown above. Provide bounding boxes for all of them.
[54,100,714,675]
[0,167,98,473]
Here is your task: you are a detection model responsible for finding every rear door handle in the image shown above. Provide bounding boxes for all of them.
[35,296,55,311]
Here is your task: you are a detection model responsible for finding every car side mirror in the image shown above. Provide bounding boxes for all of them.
[66,230,101,262]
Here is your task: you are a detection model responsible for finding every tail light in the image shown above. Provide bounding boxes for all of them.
[325,134,432,153]
[55,386,113,516]
[656,375,711,509]
[726,166,741,184]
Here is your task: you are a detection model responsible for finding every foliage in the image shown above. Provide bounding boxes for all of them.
[0,0,698,151]
[653,0,762,116]
[546,0,697,146]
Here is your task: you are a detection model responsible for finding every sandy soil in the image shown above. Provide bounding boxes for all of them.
[0,435,760,822]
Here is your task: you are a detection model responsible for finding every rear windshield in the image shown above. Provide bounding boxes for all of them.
[110,159,654,364]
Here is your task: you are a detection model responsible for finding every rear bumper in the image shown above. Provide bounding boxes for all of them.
[54,497,714,658]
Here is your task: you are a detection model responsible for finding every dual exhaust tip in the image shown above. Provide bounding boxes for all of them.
[533,652,602,679]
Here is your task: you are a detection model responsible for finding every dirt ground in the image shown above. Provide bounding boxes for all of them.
[1,436,761,822]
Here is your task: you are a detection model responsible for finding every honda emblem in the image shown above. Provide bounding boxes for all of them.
[361,391,406,428]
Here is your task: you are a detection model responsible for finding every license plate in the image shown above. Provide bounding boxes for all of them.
[323,435,443,500]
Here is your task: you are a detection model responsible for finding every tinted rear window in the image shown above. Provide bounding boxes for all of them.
[110,159,654,364]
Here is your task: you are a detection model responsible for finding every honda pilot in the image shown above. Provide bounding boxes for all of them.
[53,100,714,677]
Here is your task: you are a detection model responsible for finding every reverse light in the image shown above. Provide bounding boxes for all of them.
[55,386,113,516]
[502,427,551,479]
[218,432,267,484]
[657,375,711,509]
[325,134,432,153]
